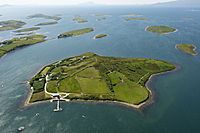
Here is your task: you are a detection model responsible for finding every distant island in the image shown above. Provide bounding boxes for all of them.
[28,52,175,108]
[35,21,58,26]
[0,20,26,31]
[94,13,108,17]
[27,14,61,21]
[0,35,46,57]
[176,44,198,56]
[14,27,40,33]
[58,28,94,38]
[96,17,106,21]
[94,13,108,21]
[73,16,88,23]
[146,25,177,34]
[125,17,147,21]
[94,34,107,39]
[123,13,138,16]
[15,32,34,36]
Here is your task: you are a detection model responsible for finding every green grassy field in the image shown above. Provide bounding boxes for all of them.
[0,35,46,57]
[76,77,109,94]
[30,52,175,105]
[0,20,26,31]
[46,80,58,93]
[113,79,149,104]
[58,28,94,38]
[146,25,176,34]
[176,44,197,56]
[58,77,81,93]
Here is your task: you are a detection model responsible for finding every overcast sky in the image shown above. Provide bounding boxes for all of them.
[0,0,176,5]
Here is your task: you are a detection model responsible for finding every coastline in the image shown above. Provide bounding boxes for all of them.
[23,64,179,109]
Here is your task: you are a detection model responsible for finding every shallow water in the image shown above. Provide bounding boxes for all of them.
[0,5,200,133]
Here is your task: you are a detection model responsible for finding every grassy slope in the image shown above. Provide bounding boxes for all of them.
[176,44,197,56]
[30,52,175,105]
[146,25,176,34]
[0,35,46,57]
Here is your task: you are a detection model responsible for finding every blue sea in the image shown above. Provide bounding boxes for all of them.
[0,5,200,133]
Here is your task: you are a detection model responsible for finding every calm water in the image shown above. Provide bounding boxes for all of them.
[0,5,200,133]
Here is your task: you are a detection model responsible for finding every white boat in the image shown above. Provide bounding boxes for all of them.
[17,126,25,131]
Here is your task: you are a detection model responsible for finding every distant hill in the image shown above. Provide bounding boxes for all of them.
[154,0,200,7]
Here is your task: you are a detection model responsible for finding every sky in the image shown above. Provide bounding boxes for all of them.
[0,0,176,5]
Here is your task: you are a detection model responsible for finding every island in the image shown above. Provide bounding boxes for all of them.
[94,34,107,39]
[146,25,177,34]
[176,44,198,56]
[94,13,107,17]
[58,28,94,38]
[94,13,108,21]
[125,17,147,21]
[96,17,106,21]
[35,21,58,26]
[27,14,61,21]
[0,35,46,57]
[122,13,141,17]
[73,16,88,23]
[15,32,34,36]
[0,20,26,31]
[14,27,40,33]
[126,13,137,16]
[28,52,175,108]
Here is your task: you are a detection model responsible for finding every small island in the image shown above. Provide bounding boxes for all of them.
[28,52,175,108]
[176,44,198,56]
[96,17,106,21]
[15,32,34,36]
[35,21,58,26]
[146,25,177,34]
[0,35,46,57]
[0,20,26,31]
[124,13,138,16]
[14,27,40,33]
[125,17,147,21]
[94,13,108,17]
[73,16,88,23]
[58,28,94,38]
[94,13,109,21]
[27,14,61,21]
[94,34,107,39]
